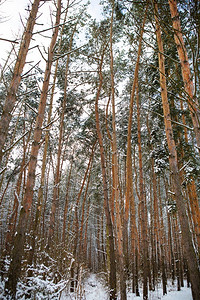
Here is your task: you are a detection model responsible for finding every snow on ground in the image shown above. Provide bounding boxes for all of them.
[61,274,192,300]
[61,273,108,299]
[162,288,192,300]
[127,284,192,300]
[82,273,108,300]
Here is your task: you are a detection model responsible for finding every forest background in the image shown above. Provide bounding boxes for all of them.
[0,0,200,299]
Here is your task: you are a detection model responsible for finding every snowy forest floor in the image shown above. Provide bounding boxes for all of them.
[0,271,192,299]
[61,273,192,300]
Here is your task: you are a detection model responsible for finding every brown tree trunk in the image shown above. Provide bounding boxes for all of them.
[172,215,181,291]
[158,179,167,295]
[95,45,117,300]
[37,52,59,231]
[136,83,148,300]
[130,189,139,295]
[83,199,91,262]
[168,0,200,153]
[124,4,148,282]
[154,3,200,299]
[48,24,76,247]
[37,3,70,241]
[180,101,200,252]
[70,141,96,291]
[62,156,73,245]
[5,123,32,254]
[163,175,176,285]
[0,0,41,165]
[105,95,116,228]
[187,181,200,252]
[26,60,61,280]
[0,103,24,194]
[146,114,160,290]
[4,2,62,297]
[109,2,126,298]
[79,161,92,260]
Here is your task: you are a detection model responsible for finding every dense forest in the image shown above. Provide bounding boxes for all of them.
[0,0,200,299]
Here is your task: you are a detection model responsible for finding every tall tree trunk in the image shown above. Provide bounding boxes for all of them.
[163,175,176,285]
[95,45,117,300]
[172,214,181,291]
[4,2,62,297]
[70,141,95,292]
[37,0,70,241]
[105,95,115,228]
[130,185,139,295]
[0,102,23,193]
[187,181,200,252]
[0,0,41,165]
[124,3,148,281]
[109,2,126,298]
[179,100,200,252]
[136,83,148,300]
[154,3,200,299]
[5,123,32,254]
[62,155,73,245]
[168,0,200,153]
[79,162,92,260]
[48,24,76,247]
[26,48,62,280]
[146,113,160,290]
[83,198,91,263]
[158,179,167,295]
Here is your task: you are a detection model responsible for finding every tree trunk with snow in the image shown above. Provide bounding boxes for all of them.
[4,1,62,297]
[168,0,200,153]
[95,45,117,300]
[154,3,200,299]
[0,0,41,165]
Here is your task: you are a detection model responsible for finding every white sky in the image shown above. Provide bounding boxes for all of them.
[0,0,28,38]
[0,0,52,68]
[0,0,103,68]
[0,0,27,58]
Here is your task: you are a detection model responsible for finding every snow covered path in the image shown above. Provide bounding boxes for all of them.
[82,273,108,299]
[61,274,192,299]
[61,273,108,299]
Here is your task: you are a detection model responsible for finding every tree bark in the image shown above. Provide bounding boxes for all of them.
[5,123,32,254]
[109,2,126,298]
[0,0,41,165]
[124,3,148,282]
[48,23,76,246]
[179,101,200,252]
[95,45,117,300]
[168,0,200,153]
[4,1,62,297]
[79,161,92,260]
[154,3,200,299]
[62,155,73,245]
[136,83,148,300]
